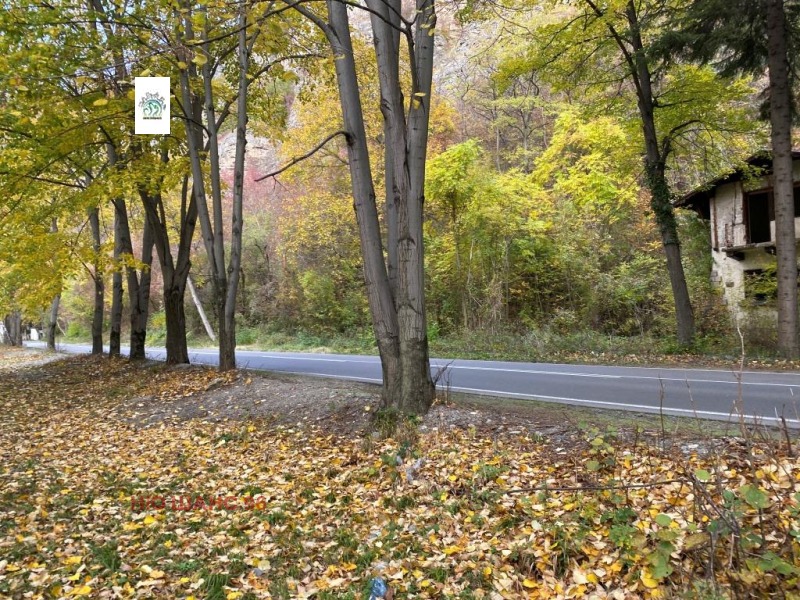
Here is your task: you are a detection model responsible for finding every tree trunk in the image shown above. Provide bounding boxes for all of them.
[163,282,190,364]
[46,218,61,351]
[129,206,154,360]
[4,312,22,346]
[219,5,250,372]
[47,294,60,350]
[323,0,402,402]
[88,206,105,354]
[319,0,435,413]
[138,182,195,365]
[624,1,695,346]
[647,162,696,346]
[109,206,124,357]
[181,5,250,372]
[399,0,437,412]
[767,0,798,358]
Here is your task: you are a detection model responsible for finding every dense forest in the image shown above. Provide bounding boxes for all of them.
[1,0,798,411]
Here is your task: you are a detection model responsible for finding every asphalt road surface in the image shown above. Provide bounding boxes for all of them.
[30,342,800,427]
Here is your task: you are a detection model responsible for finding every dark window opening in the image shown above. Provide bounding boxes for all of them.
[795,186,800,217]
[746,192,773,244]
[745,186,800,244]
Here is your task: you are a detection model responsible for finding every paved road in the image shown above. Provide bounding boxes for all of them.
[32,342,800,427]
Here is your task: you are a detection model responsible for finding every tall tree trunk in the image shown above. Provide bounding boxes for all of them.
[109,206,124,357]
[767,0,799,358]
[398,0,437,412]
[624,1,695,346]
[88,206,105,354]
[181,5,250,372]
[47,217,60,351]
[47,295,60,350]
[112,197,154,360]
[219,5,250,372]
[130,218,154,360]
[316,0,435,413]
[138,180,196,365]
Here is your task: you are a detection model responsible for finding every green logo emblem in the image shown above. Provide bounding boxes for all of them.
[139,91,166,120]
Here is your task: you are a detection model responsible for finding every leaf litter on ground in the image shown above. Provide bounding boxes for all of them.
[0,347,798,599]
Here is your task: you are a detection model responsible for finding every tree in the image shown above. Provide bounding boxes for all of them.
[287,0,438,413]
[168,0,311,370]
[0,0,160,360]
[506,0,757,346]
[767,0,799,357]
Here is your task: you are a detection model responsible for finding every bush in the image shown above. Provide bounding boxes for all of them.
[146,311,167,344]
[64,321,89,340]
[236,326,258,346]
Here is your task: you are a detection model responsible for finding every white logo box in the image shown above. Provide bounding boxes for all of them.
[135,77,171,135]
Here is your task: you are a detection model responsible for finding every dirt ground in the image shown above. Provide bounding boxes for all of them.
[1,347,770,449]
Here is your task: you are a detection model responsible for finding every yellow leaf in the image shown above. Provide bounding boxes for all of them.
[192,54,208,67]
[226,593,242,600]
[93,98,108,106]
[144,515,156,525]
[177,61,188,69]
[443,545,462,555]
[65,556,82,565]
[71,585,92,596]
[640,570,659,589]
[522,578,536,588]
[150,570,165,579]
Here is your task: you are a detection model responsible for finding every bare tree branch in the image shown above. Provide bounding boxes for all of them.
[255,130,349,181]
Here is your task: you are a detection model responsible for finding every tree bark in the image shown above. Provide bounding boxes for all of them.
[138,179,195,365]
[180,4,251,372]
[109,205,124,357]
[767,0,799,358]
[398,0,437,411]
[163,282,189,364]
[129,217,153,360]
[47,294,60,350]
[624,0,695,346]
[3,312,22,346]
[88,206,105,354]
[46,217,60,351]
[317,0,435,413]
[220,5,250,371]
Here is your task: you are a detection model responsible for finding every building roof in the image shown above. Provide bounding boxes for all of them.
[677,150,800,212]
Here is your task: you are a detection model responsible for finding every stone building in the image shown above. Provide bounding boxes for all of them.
[678,151,800,319]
